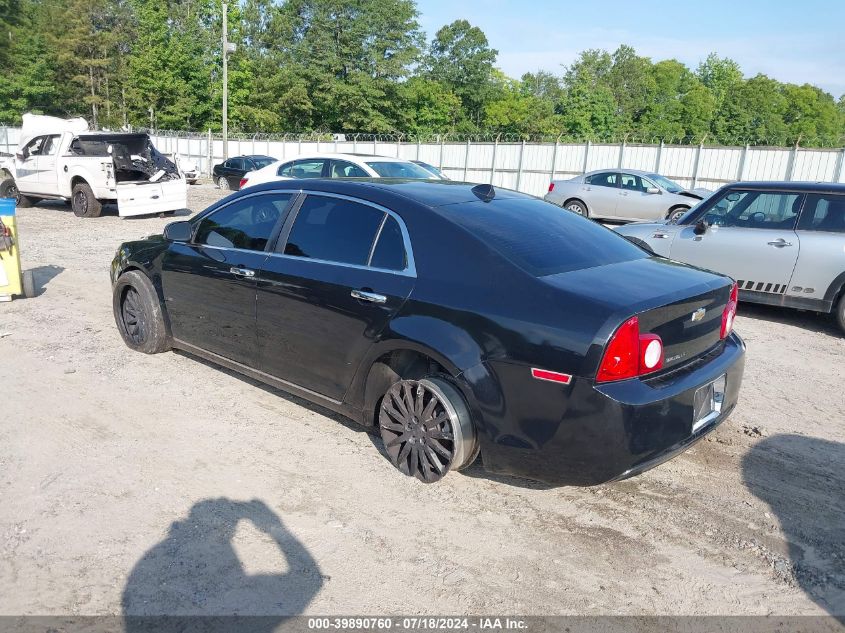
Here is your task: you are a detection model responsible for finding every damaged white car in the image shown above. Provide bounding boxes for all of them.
[0,113,187,218]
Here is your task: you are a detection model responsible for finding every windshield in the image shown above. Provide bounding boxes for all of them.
[646,173,683,194]
[253,157,276,170]
[365,161,436,179]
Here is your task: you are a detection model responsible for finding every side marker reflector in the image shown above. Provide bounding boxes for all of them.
[531,368,572,384]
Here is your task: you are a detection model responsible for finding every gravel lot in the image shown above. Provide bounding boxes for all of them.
[1,184,843,617]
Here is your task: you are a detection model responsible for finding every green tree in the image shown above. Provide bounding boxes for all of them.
[424,19,497,123]
[394,77,462,136]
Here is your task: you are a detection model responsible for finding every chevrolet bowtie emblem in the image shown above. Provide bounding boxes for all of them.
[691,308,706,322]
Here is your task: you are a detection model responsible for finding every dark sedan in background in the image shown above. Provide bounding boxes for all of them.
[212,154,276,191]
[111,179,745,485]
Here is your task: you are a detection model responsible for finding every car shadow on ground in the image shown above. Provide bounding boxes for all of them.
[26,264,63,296]
[742,434,845,620]
[738,301,842,337]
[122,497,322,630]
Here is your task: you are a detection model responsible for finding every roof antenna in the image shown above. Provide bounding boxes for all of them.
[471,183,496,203]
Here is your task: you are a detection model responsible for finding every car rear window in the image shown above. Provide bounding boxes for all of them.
[446,198,647,276]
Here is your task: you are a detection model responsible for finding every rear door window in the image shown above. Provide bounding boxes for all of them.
[370,215,407,271]
[448,198,646,276]
[797,194,845,233]
[283,196,385,265]
[291,159,327,179]
[194,193,293,251]
[586,172,619,188]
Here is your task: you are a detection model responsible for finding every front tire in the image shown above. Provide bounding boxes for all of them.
[378,376,478,483]
[71,182,102,218]
[113,270,169,354]
[564,199,588,217]
[667,206,689,222]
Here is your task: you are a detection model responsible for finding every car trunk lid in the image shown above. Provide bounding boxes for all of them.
[542,257,732,374]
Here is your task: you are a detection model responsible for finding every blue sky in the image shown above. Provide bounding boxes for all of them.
[416,0,845,98]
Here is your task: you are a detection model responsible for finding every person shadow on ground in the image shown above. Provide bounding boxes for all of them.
[122,498,323,632]
[742,434,845,621]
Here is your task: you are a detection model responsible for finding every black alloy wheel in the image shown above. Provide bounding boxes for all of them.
[120,286,148,346]
[378,377,477,483]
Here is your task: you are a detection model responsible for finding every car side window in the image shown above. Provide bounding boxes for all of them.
[194,193,293,251]
[277,162,294,177]
[797,194,845,234]
[370,215,407,271]
[283,196,385,265]
[41,135,61,156]
[22,136,46,157]
[330,160,369,178]
[620,173,646,192]
[291,159,326,179]
[243,159,256,171]
[231,158,245,171]
[586,172,618,188]
[703,191,802,229]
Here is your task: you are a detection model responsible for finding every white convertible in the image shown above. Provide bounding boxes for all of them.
[0,113,187,218]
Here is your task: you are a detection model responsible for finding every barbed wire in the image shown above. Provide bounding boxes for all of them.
[143,128,845,149]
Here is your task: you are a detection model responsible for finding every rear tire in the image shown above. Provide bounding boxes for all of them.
[836,293,845,335]
[113,270,169,354]
[71,182,102,218]
[564,199,588,217]
[378,376,478,483]
[217,176,230,190]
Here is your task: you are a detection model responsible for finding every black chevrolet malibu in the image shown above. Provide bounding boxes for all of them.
[111,179,745,485]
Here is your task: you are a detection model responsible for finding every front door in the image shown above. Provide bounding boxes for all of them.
[256,193,415,401]
[161,192,295,365]
[35,134,61,193]
[618,173,663,221]
[671,189,802,296]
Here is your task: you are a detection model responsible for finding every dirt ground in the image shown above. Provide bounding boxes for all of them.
[1,184,843,617]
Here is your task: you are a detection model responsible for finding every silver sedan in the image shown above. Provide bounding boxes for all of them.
[545,169,708,222]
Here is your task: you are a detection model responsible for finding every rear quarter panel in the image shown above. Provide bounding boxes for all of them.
[788,230,845,307]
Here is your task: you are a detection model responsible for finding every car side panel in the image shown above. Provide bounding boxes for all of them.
[786,230,845,309]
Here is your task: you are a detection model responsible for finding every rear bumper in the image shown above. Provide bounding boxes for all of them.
[467,332,745,486]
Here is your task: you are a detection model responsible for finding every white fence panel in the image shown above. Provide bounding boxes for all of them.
[4,126,844,196]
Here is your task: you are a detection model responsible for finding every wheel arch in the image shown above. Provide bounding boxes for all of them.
[822,270,845,311]
[114,264,173,337]
[562,197,589,213]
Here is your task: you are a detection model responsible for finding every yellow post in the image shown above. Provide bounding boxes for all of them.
[0,197,30,301]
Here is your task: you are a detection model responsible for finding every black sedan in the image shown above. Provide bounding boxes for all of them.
[111,179,745,485]
[212,155,276,191]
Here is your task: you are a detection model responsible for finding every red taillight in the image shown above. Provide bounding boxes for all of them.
[720,282,738,339]
[548,182,555,192]
[597,316,664,383]
[239,178,248,188]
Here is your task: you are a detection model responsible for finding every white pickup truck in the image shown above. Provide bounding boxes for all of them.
[0,114,187,218]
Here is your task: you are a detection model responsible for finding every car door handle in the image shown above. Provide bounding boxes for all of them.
[351,289,386,304]
[767,239,793,247]
[229,266,255,277]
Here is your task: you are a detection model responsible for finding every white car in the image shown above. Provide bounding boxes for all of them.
[241,153,438,188]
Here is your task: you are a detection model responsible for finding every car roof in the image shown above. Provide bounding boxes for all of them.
[274,153,415,163]
[586,168,655,176]
[721,181,845,193]
[240,178,533,208]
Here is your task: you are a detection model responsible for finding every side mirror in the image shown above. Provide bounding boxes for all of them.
[15,151,25,161]
[163,220,192,242]
[693,219,709,236]
[646,187,660,195]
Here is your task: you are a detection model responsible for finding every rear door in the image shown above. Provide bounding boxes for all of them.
[671,189,802,297]
[788,193,845,305]
[584,171,620,218]
[256,193,415,400]
[161,192,295,365]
